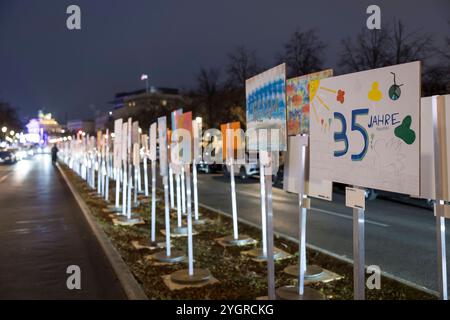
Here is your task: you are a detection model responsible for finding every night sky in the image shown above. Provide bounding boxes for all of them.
[0,0,448,122]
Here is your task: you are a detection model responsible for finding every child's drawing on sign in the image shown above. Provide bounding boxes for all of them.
[286,69,333,136]
[309,62,420,196]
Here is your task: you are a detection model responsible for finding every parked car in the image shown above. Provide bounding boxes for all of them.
[196,160,222,173]
[0,150,17,164]
[222,153,259,180]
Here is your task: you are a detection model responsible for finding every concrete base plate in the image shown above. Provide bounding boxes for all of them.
[215,235,257,247]
[104,205,123,213]
[242,248,292,262]
[291,268,342,285]
[283,264,324,279]
[244,247,285,261]
[171,226,189,236]
[152,250,186,263]
[162,273,218,291]
[276,285,325,300]
[112,216,145,226]
[170,268,211,285]
[131,239,165,250]
[161,229,198,238]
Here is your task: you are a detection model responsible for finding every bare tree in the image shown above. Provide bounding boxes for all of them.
[388,20,434,65]
[339,28,391,72]
[0,101,22,131]
[278,29,326,77]
[226,46,261,89]
[194,67,223,127]
[339,20,435,73]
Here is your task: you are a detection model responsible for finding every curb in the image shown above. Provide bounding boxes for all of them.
[57,163,148,300]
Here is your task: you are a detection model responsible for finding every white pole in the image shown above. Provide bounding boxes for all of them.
[122,165,127,216]
[169,165,175,209]
[115,167,121,208]
[193,160,199,220]
[186,164,194,275]
[151,160,156,243]
[229,158,239,240]
[176,173,182,227]
[127,164,132,219]
[259,163,267,256]
[105,160,109,202]
[181,166,186,214]
[164,176,172,256]
[144,156,149,197]
[134,166,138,205]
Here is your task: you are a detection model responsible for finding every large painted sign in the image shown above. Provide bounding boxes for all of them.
[310,62,421,196]
[246,63,287,151]
[286,69,333,136]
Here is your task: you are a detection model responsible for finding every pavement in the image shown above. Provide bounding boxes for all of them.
[0,155,126,299]
[190,171,448,293]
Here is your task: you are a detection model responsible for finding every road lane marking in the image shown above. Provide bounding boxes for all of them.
[0,172,12,183]
[311,207,389,227]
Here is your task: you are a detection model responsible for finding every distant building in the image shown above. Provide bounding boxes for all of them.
[66,119,95,135]
[25,111,64,145]
[109,87,185,120]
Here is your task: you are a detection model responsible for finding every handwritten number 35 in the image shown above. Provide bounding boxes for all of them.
[333,109,369,161]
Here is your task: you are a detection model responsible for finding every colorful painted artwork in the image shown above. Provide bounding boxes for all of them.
[286,69,333,136]
[246,63,287,151]
[220,121,241,160]
[309,62,421,196]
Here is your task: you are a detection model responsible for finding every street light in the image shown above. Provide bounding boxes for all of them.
[1,127,7,133]
[141,74,149,93]
[10,130,15,136]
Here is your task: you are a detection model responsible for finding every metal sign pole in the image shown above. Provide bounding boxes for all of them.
[181,166,187,214]
[260,163,267,256]
[264,153,275,300]
[164,176,171,256]
[122,163,127,217]
[169,165,175,209]
[127,163,132,219]
[193,160,199,221]
[353,205,365,300]
[432,95,448,300]
[144,155,149,197]
[230,157,239,240]
[151,160,157,243]
[186,165,194,276]
[176,172,182,227]
[115,167,121,209]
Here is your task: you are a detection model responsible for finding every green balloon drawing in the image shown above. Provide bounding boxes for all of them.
[394,115,416,145]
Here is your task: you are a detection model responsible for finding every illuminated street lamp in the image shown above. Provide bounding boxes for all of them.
[10,130,15,136]
[141,74,149,93]
[1,127,7,133]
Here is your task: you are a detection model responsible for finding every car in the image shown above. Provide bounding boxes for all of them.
[222,158,259,180]
[0,150,17,164]
[196,160,222,173]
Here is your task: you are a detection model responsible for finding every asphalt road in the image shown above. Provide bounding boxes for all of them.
[0,155,126,299]
[192,171,448,293]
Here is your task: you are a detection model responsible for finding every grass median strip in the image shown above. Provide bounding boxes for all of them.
[60,164,436,300]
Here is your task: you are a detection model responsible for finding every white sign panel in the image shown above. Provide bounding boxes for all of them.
[345,187,366,210]
[149,122,157,161]
[158,116,168,176]
[310,62,421,196]
[420,95,450,201]
[283,135,333,200]
[113,119,122,169]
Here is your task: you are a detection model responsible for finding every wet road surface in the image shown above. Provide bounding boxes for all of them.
[0,155,126,299]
